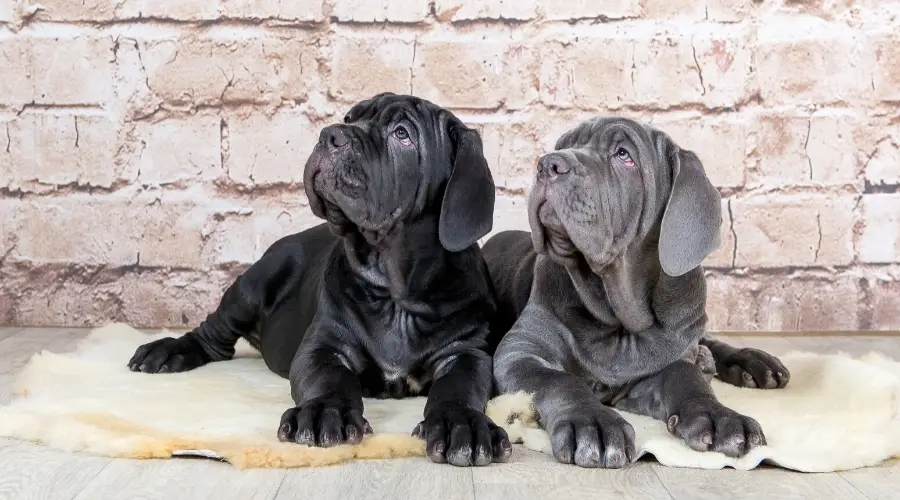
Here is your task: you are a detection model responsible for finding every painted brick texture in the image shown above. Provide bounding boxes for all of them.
[1,0,899,331]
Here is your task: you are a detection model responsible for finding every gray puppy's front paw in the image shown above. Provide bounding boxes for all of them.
[548,406,636,468]
[667,399,765,457]
[715,348,790,389]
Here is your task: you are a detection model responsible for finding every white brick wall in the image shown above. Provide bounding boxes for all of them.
[1,0,899,330]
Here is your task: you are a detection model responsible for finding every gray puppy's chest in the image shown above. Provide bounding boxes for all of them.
[539,262,697,388]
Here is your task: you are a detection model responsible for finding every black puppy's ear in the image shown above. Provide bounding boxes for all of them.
[439,126,496,252]
[658,141,722,277]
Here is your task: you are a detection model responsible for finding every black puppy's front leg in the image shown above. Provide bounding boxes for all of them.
[700,336,790,389]
[128,275,255,374]
[614,360,766,457]
[413,349,512,467]
[277,342,372,447]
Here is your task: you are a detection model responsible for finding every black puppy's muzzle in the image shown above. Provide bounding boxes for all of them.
[320,125,350,151]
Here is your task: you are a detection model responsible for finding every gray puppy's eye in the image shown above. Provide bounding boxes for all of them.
[394,126,409,140]
[616,148,635,166]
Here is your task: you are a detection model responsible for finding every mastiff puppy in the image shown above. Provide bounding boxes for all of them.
[484,117,789,468]
[127,92,512,467]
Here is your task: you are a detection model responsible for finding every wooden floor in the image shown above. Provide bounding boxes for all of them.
[0,327,898,500]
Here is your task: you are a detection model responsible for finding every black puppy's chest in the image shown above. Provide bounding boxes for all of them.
[356,301,441,398]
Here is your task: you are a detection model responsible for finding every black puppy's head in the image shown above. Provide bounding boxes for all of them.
[529,117,721,277]
[304,93,495,252]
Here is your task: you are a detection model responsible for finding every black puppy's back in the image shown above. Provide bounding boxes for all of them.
[483,230,537,343]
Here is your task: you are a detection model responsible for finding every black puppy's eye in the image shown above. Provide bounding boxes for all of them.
[394,127,410,140]
[343,114,351,123]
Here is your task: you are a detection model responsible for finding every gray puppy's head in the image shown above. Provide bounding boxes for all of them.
[528,116,721,277]
[304,92,495,252]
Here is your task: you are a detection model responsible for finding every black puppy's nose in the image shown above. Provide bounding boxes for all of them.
[537,154,571,179]
[321,125,349,150]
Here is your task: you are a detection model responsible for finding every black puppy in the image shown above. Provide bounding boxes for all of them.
[127,93,512,467]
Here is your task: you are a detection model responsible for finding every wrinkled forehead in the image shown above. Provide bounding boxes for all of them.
[554,117,655,154]
[345,94,447,131]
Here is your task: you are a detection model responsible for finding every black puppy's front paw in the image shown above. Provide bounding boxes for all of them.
[549,406,636,468]
[715,348,790,389]
[412,405,512,467]
[668,399,765,457]
[127,336,211,373]
[277,398,372,447]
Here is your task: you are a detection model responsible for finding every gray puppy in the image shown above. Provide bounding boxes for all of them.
[483,117,790,468]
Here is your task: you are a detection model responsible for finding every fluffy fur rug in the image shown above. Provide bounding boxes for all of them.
[0,324,898,472]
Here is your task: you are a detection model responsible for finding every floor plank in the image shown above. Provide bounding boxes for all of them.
[839,459,900,500]
[472,449,672,500]
[0,330,897,499]
[73,458,285,500]
[275,458,475,500]
[0,439,110,500]
[0,328,24,344]
[650,464,869,500]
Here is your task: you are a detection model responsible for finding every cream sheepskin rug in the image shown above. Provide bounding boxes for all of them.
[0,324,898,472]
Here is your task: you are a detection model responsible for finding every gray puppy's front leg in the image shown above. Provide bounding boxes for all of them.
[613,360,766,458]
[494,313,636,469]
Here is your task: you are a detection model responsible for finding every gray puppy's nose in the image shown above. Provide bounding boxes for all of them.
[321,125,350,150]
[537,153,571,179]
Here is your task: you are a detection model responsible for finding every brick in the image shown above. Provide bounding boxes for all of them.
[732,194,856,267]
[706,273,860,331]
[859,194,900,264]
[414,39,537,110]
[641,0,705,19]
[116,270,237,328]
[202,198,321,264]
[866,277,900,330]
[0,0,12,22]
[537,0,640,20]
[3,113,119,190]
[706,0,750,22]
[476,120,544,191]
[756,16,870,105]
[872,32,900,102]
[225,110,318,186]
[330,37,414,103]
[0,38,34,107]
[702,200,735,268]
[754,274,859,331]
[4,266,239,327]
[651,113,747,188]
[705,273,759,331]
[864,138,900,186]
[332,0,430,22]
[689,28,754,107]
[35,0,219,20]
[435,0,538,21]
[539,35,634,109]
[135,115,222,186]
[751,110,858,186]
[31,36,114,105]
[143,36,320,106]
[484,194,531,241]
[6,194,261,269]
[10,197,145,266]
[220,0,324,20]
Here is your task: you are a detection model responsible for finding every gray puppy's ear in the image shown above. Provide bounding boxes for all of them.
[658,141,722,277]
[439,126,496,252]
